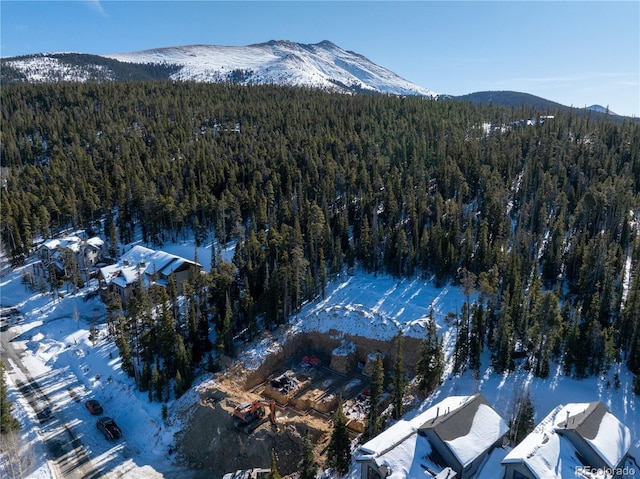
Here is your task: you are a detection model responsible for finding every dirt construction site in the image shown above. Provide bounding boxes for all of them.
[174,330,422,478]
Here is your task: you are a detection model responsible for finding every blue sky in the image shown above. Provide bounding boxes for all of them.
[2,1,638,116]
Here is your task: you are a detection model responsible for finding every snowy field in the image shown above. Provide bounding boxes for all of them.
[1,237,638,478]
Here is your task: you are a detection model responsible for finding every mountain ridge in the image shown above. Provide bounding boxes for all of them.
[2,41,438,97]
[2,40,635,120]
[454,90,637,123]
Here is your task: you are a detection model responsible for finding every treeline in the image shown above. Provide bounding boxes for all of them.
[2,81,640,394]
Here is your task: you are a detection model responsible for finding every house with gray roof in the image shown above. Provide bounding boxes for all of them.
[502,401,632,479]
[357,394,508,479]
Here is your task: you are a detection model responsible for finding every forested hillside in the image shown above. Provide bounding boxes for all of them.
[2,82,640,396]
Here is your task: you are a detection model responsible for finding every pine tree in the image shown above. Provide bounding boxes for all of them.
[161,404,168,422]
[139,361,151,392]
[469,304,484,375]
[365,354,384,440]
[151,365,164,402]
[511,392,535,445]
[491,291,514,374]
[417,311,444,394]
[300,428,316,479]
[391,333,406,420]
[221,292,234,355]
[174,370,184,398]
[453,306,469,374]
[327,400,351,475]
[528,290,562,378]
[104,209,119,258]
[266,449,282,479]
[0,361,20,433]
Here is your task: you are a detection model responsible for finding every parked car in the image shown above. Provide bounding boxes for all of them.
[85,399,103,415]
[37,405,52,423]
[97,417,122,440]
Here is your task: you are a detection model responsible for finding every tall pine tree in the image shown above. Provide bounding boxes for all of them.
[327,400,351,475]
[510,392,535,445]
[299,428,316,479]
[417,311,444,395]
[266,449,282,479]
[365,354,384,440]
[391,333,406,420]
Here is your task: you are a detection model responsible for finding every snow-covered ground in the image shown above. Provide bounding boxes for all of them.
[1,236,638,478]
[0,237,217,479]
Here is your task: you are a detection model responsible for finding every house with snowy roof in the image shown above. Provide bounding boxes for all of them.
[83,237,105,269]
[97,245,201,306]
[35,234,104,282]
[356,394,509,479]
[501,401,632,479]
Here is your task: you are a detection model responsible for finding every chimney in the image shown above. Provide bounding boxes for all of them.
[565,410,570,428]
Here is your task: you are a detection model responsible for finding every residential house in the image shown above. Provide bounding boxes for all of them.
[97,245,201,307]
[83,237,105,271]
[501,401,632,479]
[357,394,509,479]
[35,235,104,283]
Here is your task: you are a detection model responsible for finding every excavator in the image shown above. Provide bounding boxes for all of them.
[232,399,277,433]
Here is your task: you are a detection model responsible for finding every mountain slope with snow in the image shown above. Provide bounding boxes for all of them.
[106,40,437,96]
[2,40,438,97]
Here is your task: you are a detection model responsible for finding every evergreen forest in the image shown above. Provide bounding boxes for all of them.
[2,81,640,398]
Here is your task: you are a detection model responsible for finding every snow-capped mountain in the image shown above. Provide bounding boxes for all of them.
[107,40,437,96]
[2,40,438,97]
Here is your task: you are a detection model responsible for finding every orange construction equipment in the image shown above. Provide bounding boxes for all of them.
[232,399,276,433]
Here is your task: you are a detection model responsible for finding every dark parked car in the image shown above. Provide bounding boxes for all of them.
[85,399,103,415]
[37,405,52,423]
[97,417,122,440]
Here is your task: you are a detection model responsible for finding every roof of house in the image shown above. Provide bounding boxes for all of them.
[40,235,103,253]
[99,245,200,289]
[358,394,507,477]
[502,402,632,478]
[557,402,632,469]
[40,236,82,253]
[157,256,191,277]
[86,237,104,248]
[419,393,509,468]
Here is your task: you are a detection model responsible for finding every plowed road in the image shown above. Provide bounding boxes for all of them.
[1,306,97,479]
